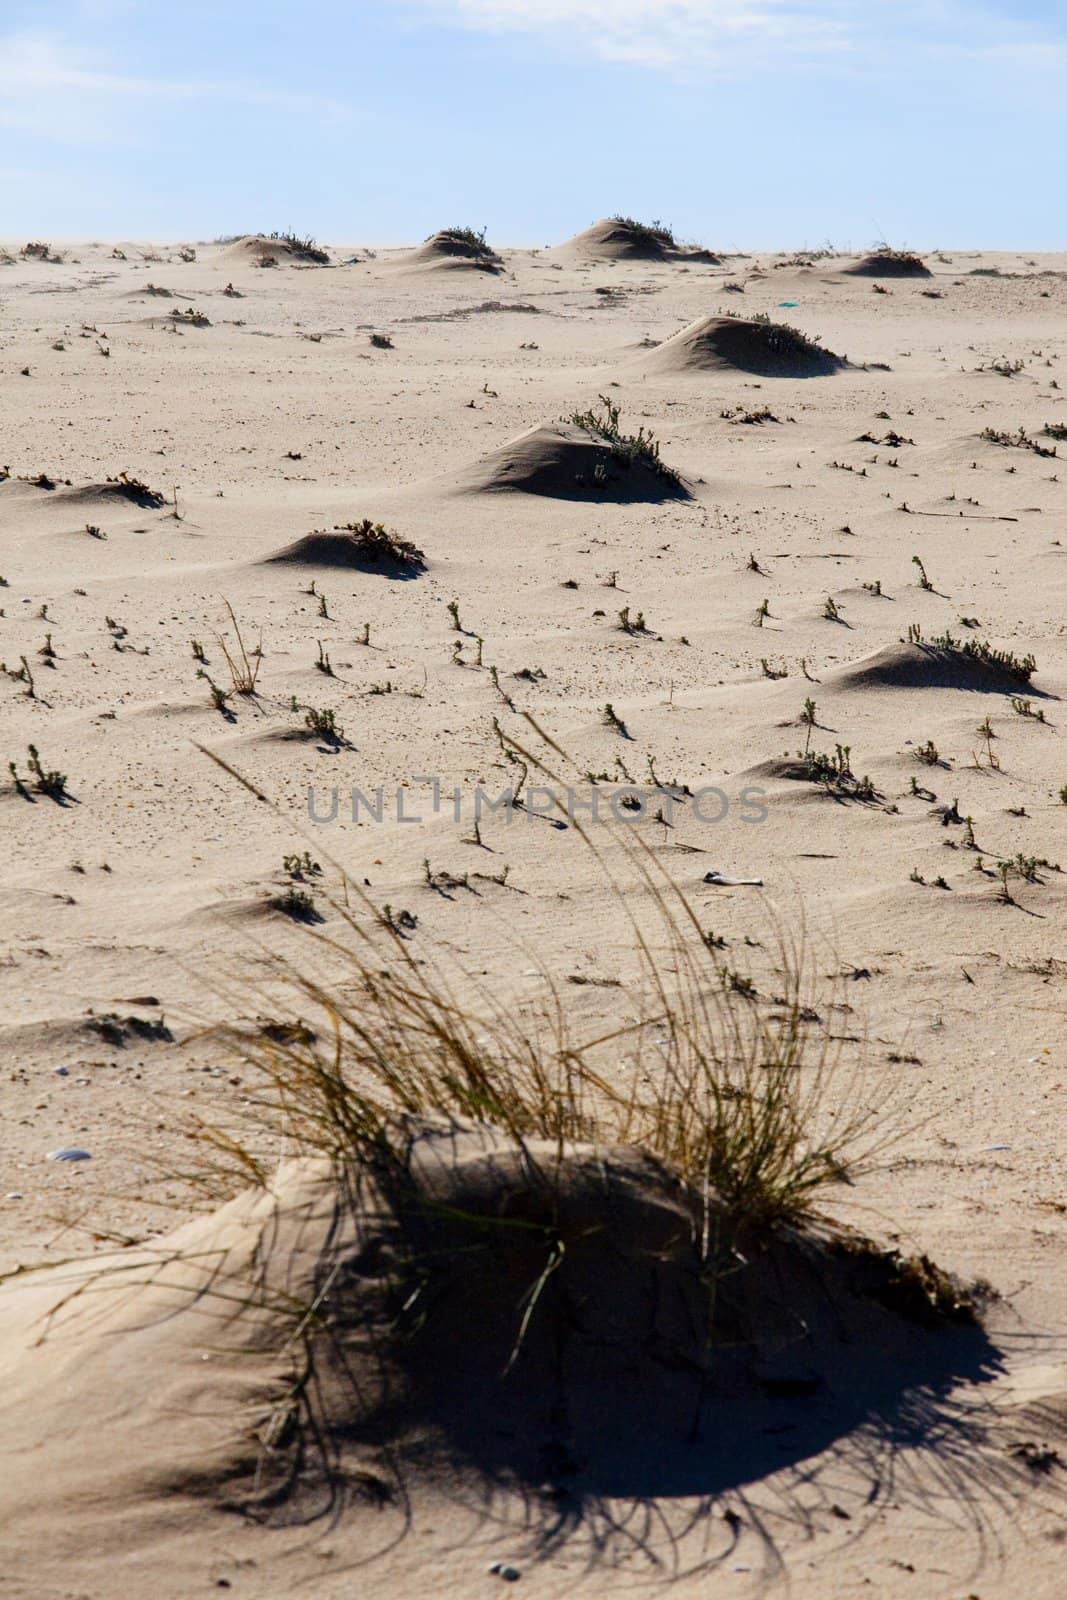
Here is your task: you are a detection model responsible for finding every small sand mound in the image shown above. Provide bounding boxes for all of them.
[844,248,930,278]
[263,520,426,575]
[61,475,168,509]
[0,1120,991,1555]
[637,314,845,378]
[396,229,503,274]
[835,639,1043,695]
[222,233,331,266]
[0,473,166,509]
[558,217,720,264]
[450,421,690,502]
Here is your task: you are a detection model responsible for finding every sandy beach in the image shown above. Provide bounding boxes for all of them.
[1,227,1066,1597]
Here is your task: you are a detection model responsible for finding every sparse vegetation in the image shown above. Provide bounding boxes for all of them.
[980,426,1056,458]
[267,230,330,264]
[609,215,676,249]
[332,519,425,572]
[305,706,342,742]
[903,625,1037,684]
[797,746,877,802]
[10,743,68,799]
[432,225,495,258]
[565,394,681,485]
[742,311,831,363]
[215,602,262,695]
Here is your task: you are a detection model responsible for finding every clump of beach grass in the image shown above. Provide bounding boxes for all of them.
[190,734,888,1233]
[565,394,682,486]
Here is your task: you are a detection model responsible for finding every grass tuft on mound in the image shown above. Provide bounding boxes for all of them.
[435,224,494,257]
[333,519,426,571]
[744,310,831,362]
[564,394,683,488]
[609,214,677,249]
[266,230,330,264]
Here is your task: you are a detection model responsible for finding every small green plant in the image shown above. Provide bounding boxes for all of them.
[915,740,940,766]
[191,640,207,663]
[1011,698,1045,722]
[283,852,322,881]
[912,555,934,591]
[25,743,67,798]
[304,706,342,741]
[798,745,876,802]
[369,332,394,349]
[273,886,319,922]
[721,967,757,999]
[315,641,333,676]
[754,598,770,627]
[447,599,462,631]
[197,668,231,711]
[602,703,628,736]
[862,579,883,596]
[618,605,654,636]
[823,595,841,621]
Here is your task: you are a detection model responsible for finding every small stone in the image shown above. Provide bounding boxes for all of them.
[46,1147,92,1162]
[488,1562,521,1581]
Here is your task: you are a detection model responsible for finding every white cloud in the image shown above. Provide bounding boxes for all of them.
[403,0,1064,72]
[0,30,352,137]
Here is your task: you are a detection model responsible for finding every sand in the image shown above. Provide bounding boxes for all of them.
[1,232,1066,1597]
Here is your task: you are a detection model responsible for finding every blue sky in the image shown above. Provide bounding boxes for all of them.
[1,0,1064,247]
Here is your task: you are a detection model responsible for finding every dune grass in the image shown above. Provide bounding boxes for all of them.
[564,395,683,486]
[188,729,886,1234]
[610,215,676,249]
[267,230,330,264]
[433,226,496,258]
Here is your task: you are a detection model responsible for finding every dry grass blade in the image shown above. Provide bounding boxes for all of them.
[215,600,263,695]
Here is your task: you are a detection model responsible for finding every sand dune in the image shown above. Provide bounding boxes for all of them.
[390,228,504,275]
[558,216,721,264]
[635,311,847,376]
[446,419,691,500]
